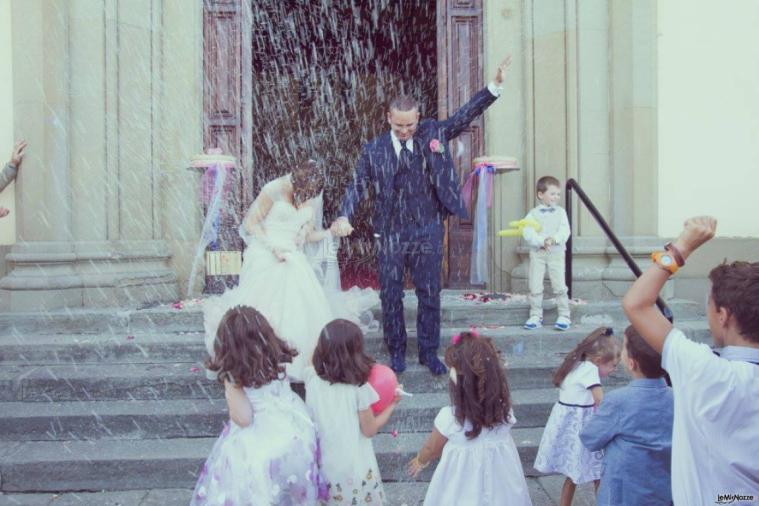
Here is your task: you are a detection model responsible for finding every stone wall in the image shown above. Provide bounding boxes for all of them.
[0,0,205,309]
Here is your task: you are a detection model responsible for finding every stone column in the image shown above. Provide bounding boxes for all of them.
[602,0,666,298]
[160,0,205,298]
[510,0,665,301]
[511,0,614,299]
[0,0,179,310]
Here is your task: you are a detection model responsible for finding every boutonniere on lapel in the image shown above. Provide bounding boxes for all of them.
[429,138,445,154]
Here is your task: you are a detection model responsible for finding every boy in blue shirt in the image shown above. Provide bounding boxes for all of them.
[580,325,673,505]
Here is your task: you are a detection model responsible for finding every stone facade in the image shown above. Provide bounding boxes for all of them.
[1,0,757,309]
[1,0,205,309]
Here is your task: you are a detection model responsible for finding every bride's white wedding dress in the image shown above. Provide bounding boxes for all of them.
[203,174,377,381]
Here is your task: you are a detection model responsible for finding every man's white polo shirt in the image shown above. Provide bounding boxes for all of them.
[662,327,759,505]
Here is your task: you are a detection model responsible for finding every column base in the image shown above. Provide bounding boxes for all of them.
[0,240,179,311]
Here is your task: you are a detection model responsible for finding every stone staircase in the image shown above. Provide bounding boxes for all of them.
[0,292,709,506]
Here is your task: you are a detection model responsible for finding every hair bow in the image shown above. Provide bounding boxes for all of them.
[451,327,480,345]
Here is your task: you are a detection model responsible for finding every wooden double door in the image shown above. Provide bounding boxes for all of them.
[203,0,486,288]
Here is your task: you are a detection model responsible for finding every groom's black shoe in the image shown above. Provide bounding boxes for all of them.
[389,352,407,374]
[419,353,448,375]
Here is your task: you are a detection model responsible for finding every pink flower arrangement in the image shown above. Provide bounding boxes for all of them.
[429,138,445,154]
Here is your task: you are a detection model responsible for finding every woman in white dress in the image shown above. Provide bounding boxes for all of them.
[203,161,336,381]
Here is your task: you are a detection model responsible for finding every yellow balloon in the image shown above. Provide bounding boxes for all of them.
[497,228,523,237]
[496,218,542,238]
[509,218,542,231]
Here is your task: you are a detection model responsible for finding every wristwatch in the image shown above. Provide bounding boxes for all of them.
[652,250,679,275]
[664,242,685,267]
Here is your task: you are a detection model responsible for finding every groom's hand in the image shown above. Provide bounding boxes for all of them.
[493,55,512,86]
[331,217,354,237]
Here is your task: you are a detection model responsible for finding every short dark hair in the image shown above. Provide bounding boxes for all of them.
[709,261,759,343]
[444,332,512,439]
[313,319,375,385]
[536,176,561,194]
[206,306,298,388]
[388,95,419,113]
[624,325,666,378]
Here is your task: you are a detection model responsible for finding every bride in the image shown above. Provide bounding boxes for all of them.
[203,160,376,381]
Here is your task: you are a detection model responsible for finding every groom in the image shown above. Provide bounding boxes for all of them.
[333,56,511,375]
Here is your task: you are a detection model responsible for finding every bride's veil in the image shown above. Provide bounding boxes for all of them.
[305,192,379,333]
[303,192,340,291]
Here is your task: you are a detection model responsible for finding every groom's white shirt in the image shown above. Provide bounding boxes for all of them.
[390,131,414,157]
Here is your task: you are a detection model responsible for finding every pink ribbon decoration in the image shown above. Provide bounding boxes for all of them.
[199,164,235,208]
[461,162,496,210]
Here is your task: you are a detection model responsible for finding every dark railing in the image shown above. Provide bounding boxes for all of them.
[565,178,673,322]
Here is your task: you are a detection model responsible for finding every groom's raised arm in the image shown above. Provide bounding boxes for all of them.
[438,55,511,140]
[339,144,372,221]
[438,88,499,140]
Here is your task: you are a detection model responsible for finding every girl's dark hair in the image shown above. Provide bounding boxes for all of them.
[553,327,620,387]
[205,306,298,388]
[313,319,375,386]
[444,332,512,440]
[624,325,666,378]
[292,159,324,205]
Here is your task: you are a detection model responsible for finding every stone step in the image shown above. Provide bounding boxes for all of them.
[0,293,703,336]
[0,359,636,402]
[0,389,568,442]
[0,485,428,506]
[0,477,602,506]
[0,428,545,493]
[0,321,711,366]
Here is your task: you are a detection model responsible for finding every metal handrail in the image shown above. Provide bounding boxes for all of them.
[565,178,673,322]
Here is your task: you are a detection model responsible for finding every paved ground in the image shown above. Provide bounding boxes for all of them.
[0,477,597,505]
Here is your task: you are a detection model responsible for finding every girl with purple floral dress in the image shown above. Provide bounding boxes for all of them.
[191,306,327,506]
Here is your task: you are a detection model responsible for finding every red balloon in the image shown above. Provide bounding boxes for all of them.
[367,364,398,415]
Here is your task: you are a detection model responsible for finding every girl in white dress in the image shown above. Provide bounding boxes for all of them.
[533,327,620,506]
[191,306,327,505]
[407,331,532,506]
[303,319,400,505]
[203,161,334,381]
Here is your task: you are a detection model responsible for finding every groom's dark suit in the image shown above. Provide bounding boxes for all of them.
[340,87,499,369]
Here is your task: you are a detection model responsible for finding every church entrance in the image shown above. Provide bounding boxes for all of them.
[203,0,486,289]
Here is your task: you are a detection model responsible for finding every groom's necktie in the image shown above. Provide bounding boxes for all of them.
[399,140,413,170]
